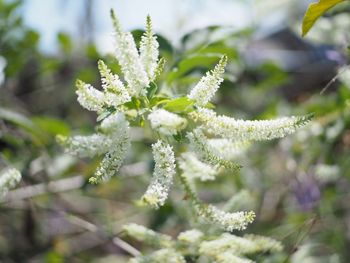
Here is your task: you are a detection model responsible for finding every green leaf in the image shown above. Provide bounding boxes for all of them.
[96,107,116,122]
[147,82,158,100]
[124,97,141,110]
[32,116,70,137]
[149,96,170,108]
[167,54,222,84]
[57,32,72,54]
[302,0,346,37]
[0,107,45,145]
[163,97,195,113]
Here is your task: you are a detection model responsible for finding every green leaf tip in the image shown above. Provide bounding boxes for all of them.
[146,14,152,33]
[301,0,345,37]
[110,9,122,33]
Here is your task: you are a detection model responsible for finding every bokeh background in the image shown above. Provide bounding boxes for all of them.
[1,0,350,262]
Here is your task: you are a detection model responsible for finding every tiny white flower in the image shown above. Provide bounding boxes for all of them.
[187,128,241,171]
[193,108,311,142]
[142,140,176,208]
[179,152,218,181]
[90,114,130,183]
[111,11,149,96]
[188,55,227,106]
[140,15,159,81]
[148,109,187,136]
[76,80,104,112]
[57,133,112,158]
[98,60,131,107]
[197,205,255,232]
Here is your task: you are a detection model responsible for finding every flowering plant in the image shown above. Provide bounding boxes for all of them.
[57,10,311,262]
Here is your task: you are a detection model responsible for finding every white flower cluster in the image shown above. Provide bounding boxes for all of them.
[187,128,241,171]
[178,152,218,181]
[98,60,131,107]
[57,134,112,158]
[148,109,187,136]
[200,233,282,261]
[124,223,282,263]
[142,140,176,208]
[192,108,311,142]
[130,248,186,263]
[76,65,131,113]
[188,55,227,106]
[243,234,283,252]
[76,12,161,114]
[58,113,130,183]
[76,80,104,112]
[112,11,160,96]
[197,204,255,232]
[140,15,159,81]
[0,167,21,197]
[122,223,173,247]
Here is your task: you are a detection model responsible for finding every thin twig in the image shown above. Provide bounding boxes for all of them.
[320,65,350,95]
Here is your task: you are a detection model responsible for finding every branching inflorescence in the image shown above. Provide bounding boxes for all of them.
[57,10,311,262]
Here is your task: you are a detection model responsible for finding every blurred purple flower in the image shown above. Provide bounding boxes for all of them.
[294,176,321,211]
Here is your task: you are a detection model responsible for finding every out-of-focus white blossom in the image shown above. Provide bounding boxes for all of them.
[148,109,187,136]
[57,134,112,158]
[243,234,283,252]
[129,248,186,263]
[192,108,311,142]
[142,140,176,208]
[92,140,130,183]
[140,15,159,81]
[197,204,255,232]
[223,190,255,212]
[76,80,104,112]
[207,138,249,160]
[98,60,131,107]
[200,233,282,260]
[315,164,340,183]
[188,55,227,106]
[90,113,130,183]
[111,10,149,97]
[0,168,21,197]
[178,152,218,181]
[100,112,128,133]
[187,128,241,171]
[326,119,344,140]
[59,112,130,184]
[216,253,254,263]
[177,229,204,244]
[200,233,256,257]
[123,223,173,247]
